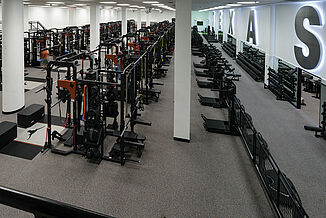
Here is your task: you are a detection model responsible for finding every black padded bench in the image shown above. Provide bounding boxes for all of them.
[0,121,17,149]
[17,104,45,128]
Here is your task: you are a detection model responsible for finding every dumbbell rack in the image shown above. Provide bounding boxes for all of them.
[222,35,236,58]
[267,60,300,108]
[236,43,265,82]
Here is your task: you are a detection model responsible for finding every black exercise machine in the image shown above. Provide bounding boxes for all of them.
[304,101,326,140]
[201,80,239,135]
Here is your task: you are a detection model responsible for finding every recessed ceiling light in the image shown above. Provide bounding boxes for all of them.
[117,3,130,6]
[227,3,241,7]
[143,1,159,4]
[237,1,259,4]
[46,1,64,4]
[99,1,117,4]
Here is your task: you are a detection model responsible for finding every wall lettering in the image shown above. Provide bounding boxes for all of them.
[294,6,322,70]
[246,10,257,45]
[228,10,234,34]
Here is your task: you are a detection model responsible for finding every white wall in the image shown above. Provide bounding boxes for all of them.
[191,11,210,31]
[28,6,69,29]
[127,10,175,23]
[215,1,326,80]
[100,8,118,23]
[75,7,90,26]
[274,4,303,68]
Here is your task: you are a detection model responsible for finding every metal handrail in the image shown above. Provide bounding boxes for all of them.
[0,186,113,218]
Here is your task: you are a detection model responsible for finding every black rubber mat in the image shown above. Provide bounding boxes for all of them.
[40,115,66,126]
[24,77,46,83]
[0,141,42,160]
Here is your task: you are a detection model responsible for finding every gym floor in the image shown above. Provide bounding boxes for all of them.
[211,42,326,218]
[0,56,274,217]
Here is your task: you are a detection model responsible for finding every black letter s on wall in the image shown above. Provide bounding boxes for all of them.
[294,6,322,70]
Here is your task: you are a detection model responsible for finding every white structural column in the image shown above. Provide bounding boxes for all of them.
[213,11,217,32]
[235,8,242,54]
[222,9,228,42]
[90,4,100,51]
[174,0,192,142]
[137,9,142,30]
[69,7,76,26]
[2,0,25,113]
[209,11,214,30]
[24,5,29,32]
[146,12,150,27]
[265,5,276,86]
[121,7,127,35]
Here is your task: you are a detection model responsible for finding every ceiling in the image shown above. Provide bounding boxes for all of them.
[22,0,176,10]
[21,0,309,11]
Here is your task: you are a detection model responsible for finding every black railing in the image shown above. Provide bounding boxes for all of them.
[0,186,113,218]
[234,97,309,218]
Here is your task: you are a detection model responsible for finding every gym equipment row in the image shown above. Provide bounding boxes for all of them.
[202,26,218,43]
[222,35,236,58]
[192,38,309,218]
[191,26,204,50]
[236,42,265,82]
[191,39,241,134]
[197,70,309,218]
[0,20,171,91]
[0,21,174,166]
[267,59,303,109]
[40,22,175,166]
[23,20,132,68]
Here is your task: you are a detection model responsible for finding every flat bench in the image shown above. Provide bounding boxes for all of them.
[0,121,17,149]
[17,104,45,128]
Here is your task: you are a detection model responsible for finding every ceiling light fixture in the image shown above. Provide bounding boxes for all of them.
[46,1,64,4]
[237,1,259,4]
[99,1,117,4]
[117,3,130,6]
[143,1,159,4]
[226,3,242,7]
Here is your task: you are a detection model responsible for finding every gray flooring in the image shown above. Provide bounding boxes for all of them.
[0,57,274,217]
[214,43,326,218]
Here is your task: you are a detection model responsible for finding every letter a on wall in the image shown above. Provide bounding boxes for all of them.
[294,6,322,70]
[228,10,234,35]
[247,10,257,45]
